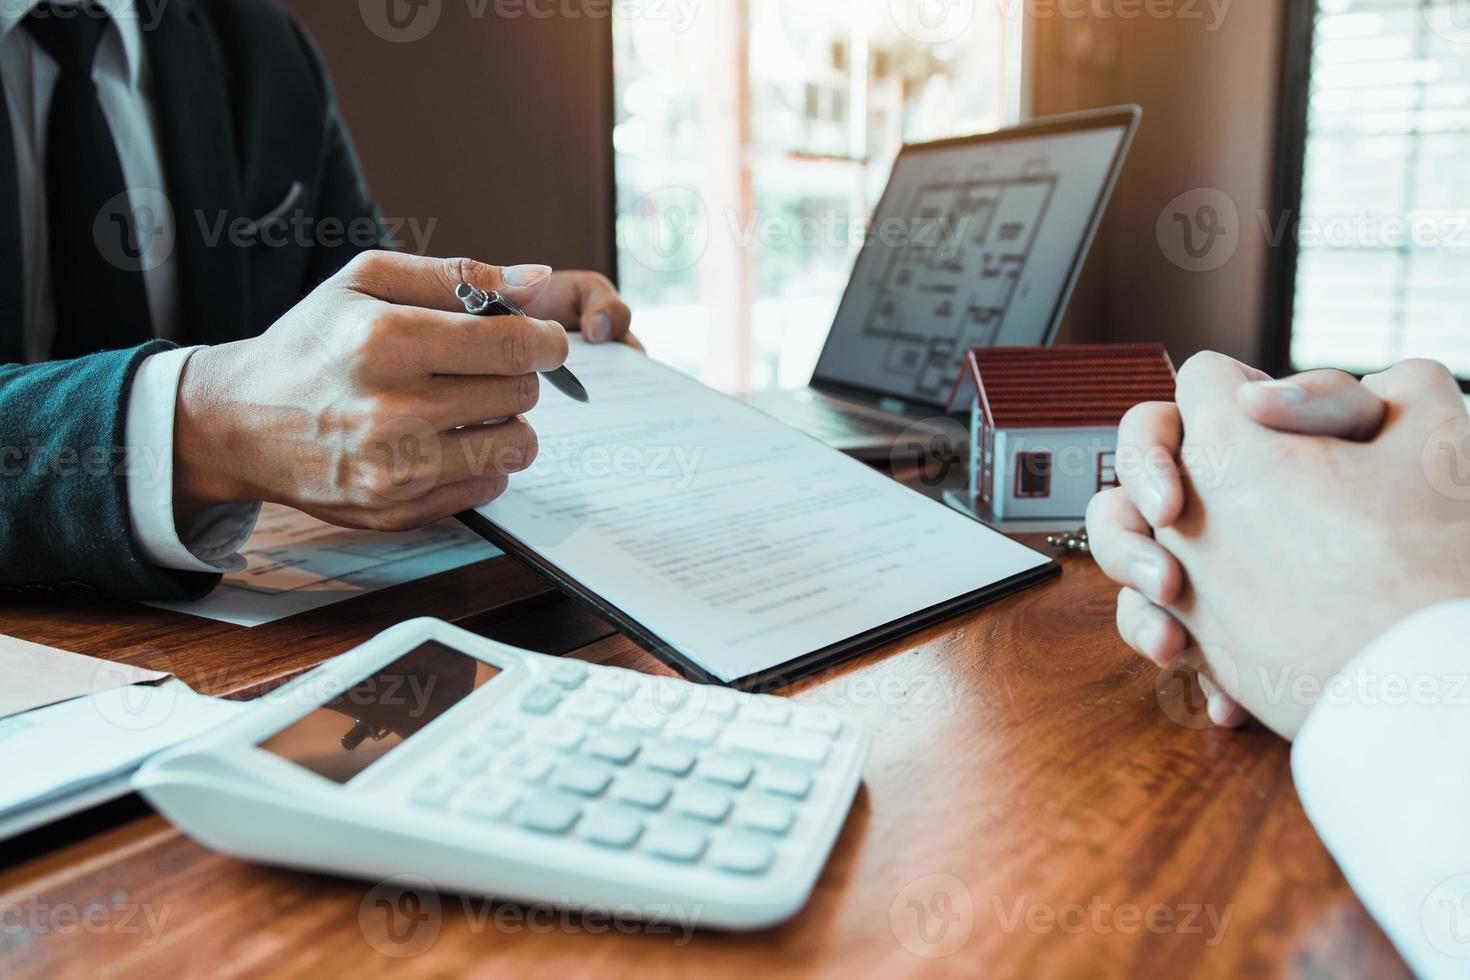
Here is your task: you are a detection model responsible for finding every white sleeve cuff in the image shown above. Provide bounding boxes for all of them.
[1292,598,1470,980]
[124,346,261,574]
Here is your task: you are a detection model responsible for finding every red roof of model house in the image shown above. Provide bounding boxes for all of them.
[949,344,1177,430]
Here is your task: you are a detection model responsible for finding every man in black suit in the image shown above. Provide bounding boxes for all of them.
[0,0,633,600]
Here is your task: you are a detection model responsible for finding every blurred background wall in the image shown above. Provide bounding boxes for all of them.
[281,1,617,276]
[1032,1,1286,364]
[282,2,1287,378]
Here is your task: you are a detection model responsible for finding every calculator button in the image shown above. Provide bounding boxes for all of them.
[663,714,723,746]
[481,719,522,745]
[697,755,753,789]
[499,747,556,785]
[610,772,672,810]
[531,719,587,753]
[458,782,520,822]
[792,709,844,736]
[513,795,581,835]
[553,762,613,798]
[640,744,696,777]
[586,735,639,765]
[447,743,496,774]
[547,660,588,689]
[671,786,733,823]
[609,707,665,736]
[753,768,812,800]
[577,808,645,849]
[588,671,636,696]
[562,692,618,724]
[632,683,687,713]
[699,690,740,720]
[520,684,564,716]
[721,722,830,765]
[643,822,708,863]
[410,773,461,809]
[734,800,795,836]
[709,837,776,875]
[738,699,790,726]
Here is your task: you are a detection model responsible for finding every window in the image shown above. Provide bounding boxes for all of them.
[613,1,1025,391]
[1276,1,1470,380]
[1015,452,1052,499]
[1097,451,1119,492]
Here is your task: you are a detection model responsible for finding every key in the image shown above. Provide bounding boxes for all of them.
[554,762,614,798]
[792,708,844,736]
[513,795,581,835]
[697,755,753,789]
[720,722,830,764]
[458,781,519,822]
[698,689,741,720]
[738,699,791,726]
[733,800,795,836]
[610,771,672,810]
[500,747,556,785]
[644,822,708,862]
[532,719,587,753]
[709,837,776,874]
[610,707,665,736]
[562,692,619,724]
[664,714,723,746]
[577,808,645,849]
[447,742,496,774]
[586,735,640,765]
[409,772,460,809]
[546,659,588,689]
[753,768,812,800]
[520,683,564,716]
[672,786,732,823]
[587,671,637,697]
[640,743,696,777]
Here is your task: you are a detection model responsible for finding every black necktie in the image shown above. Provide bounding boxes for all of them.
[26,1,154,359]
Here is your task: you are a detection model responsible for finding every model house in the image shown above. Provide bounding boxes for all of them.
[949,345,1177,521]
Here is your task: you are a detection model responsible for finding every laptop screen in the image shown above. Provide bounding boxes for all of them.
[812,110,1138,410]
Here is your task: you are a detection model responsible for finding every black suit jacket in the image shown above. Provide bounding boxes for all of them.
[0,0,386,601]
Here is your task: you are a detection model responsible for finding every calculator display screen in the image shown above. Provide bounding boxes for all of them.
[258,641,501,784]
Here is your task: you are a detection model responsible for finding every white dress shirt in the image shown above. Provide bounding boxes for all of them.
[1293,598,1470,978]
[1,0,257,572]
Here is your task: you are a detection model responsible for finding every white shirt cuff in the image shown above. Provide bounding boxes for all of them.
[124,346,261,574]
[1292,599,1470,980]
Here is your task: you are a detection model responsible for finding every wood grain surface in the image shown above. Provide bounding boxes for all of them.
[0,545,1409,979]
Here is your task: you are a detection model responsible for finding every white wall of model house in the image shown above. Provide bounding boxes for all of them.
[967,418,1121,520]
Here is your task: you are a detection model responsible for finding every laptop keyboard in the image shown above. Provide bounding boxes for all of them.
[744,393,911,444]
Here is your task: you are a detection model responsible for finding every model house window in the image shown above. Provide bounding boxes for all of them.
[612,1,1025,391]
[1015,452,1052,499]
[1097,452,1119,492]
[1275,2,1470,380]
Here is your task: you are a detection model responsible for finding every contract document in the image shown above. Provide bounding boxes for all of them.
[464,341,1057,687]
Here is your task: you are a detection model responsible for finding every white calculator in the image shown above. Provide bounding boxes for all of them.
[135,618,871,930]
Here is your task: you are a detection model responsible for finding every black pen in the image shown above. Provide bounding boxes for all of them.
[456,283,591,403]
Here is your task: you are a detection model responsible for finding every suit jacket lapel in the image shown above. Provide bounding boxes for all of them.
[144,0,249,346]
[0,82,23,364]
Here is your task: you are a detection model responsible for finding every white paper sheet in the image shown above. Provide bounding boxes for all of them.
[474,341,1052,683]
[146,505,500,627]
[0,679,246,839]
[0,634,169,721]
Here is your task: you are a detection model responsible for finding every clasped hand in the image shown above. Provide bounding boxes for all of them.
[1086,353,1470,738]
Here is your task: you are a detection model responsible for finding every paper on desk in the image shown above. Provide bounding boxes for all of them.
[0,678,246,840]
[146,504,500,627]
[0,633,169,721]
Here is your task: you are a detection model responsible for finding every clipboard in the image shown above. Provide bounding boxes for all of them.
[451,341,1061,692]
[458,508,1060,692]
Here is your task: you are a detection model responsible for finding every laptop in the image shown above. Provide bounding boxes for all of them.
[742,106,1143,460]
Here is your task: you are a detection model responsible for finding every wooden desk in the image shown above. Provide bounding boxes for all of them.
[0,541,1409,978]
